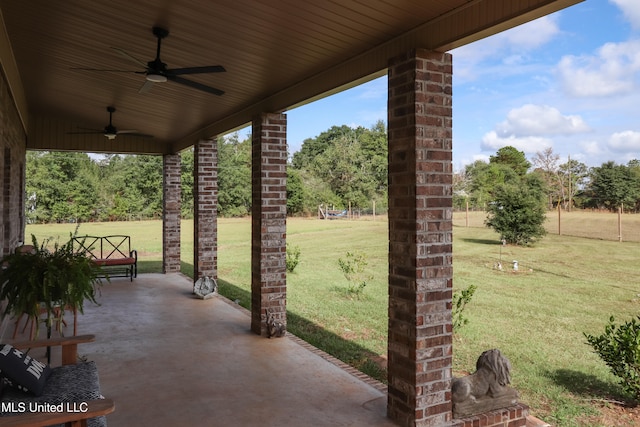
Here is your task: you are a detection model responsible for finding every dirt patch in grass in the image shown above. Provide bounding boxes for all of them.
[369,353,387,370]
[582,401,640,426]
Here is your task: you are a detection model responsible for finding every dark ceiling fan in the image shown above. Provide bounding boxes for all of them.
[68,106,153,140]
[76,26,226,95]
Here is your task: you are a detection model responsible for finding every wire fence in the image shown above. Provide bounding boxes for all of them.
[453,209,640,243]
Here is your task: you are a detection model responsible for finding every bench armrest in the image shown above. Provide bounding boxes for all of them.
[11,335,95,365]
[0,398,115,427]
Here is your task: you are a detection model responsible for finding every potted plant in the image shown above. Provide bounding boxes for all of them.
[0,232,103,338]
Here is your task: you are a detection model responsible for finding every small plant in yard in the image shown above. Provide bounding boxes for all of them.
[452,284,477,332]
[337,251,372,297]
[584,315,640,400]
[286,244,301,273]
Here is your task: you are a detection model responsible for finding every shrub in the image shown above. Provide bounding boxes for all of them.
[286,244,301,273]
[584,316,640,399]
[452,284,477,332]
[337,251,372,297]
[485,175,547,246]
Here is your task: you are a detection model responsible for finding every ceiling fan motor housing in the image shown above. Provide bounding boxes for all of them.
[103,125,118,139]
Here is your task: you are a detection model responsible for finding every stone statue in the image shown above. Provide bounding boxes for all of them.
[193,276,218,299]
[451,348,519,418]
[265,308,286,338]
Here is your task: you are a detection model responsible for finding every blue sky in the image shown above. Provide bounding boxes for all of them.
[246,0,640,171]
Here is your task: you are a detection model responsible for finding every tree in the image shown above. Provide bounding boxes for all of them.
[289,121,388,213]
[310,134,376,208]
[485,173,547,245]
[357,120,388,192]
[587,161,640,211]
[532,147,562,209]
[218,133,251,217]
[126,155,163,218]
[629,160,640,211]
[286,168,306,215]
[490,146,531,176]
[293,170,342,215]
[291,125,362,170]
[180,148,194,218]
[559,157,589,209]
[91,154,163,221]
[463,160,519,209]
[26,151,99,223]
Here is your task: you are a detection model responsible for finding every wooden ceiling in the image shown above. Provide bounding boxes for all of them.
[0,0,582,154]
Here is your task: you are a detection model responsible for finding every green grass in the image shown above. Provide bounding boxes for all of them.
[455,209,640,243]
[25,214,640,425]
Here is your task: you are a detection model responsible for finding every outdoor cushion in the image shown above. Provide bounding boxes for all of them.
[92,257,136,266]
[0,344,51,396]
[1,361,107,427]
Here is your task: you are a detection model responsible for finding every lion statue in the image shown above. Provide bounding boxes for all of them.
[451,348,518,418]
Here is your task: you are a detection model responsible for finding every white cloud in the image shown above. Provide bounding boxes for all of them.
[580,140,601,154]
[479,105,591,156]
[496,104,590,136]
[610,0,640,29]
[452,16,560,82]
[481,131,553,154]
[608,130,640,151]
[473,154,490,163]
[558,39,640,97]
[501,15,560,49]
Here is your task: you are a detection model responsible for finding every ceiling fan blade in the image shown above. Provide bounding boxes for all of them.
[168,75,225,95]
[112,47,149,69]
[168,65,226,75]
[138,80,155,94]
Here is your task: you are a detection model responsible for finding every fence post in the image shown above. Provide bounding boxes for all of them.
[558,204,561,236]
[618,206,622,242]
[465,199,469,227]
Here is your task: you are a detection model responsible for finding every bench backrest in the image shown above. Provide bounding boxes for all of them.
[72,235,132,260]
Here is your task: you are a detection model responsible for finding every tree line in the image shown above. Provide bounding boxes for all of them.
[25,123,640,224]
[25,121,388,223]
[454,146,640,213]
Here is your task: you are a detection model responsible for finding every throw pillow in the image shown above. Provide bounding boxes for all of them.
[0,344,52,396]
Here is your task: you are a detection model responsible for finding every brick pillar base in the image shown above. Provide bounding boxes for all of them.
[194,139,218,280]
[251,113,287,336]
[452,404,530,427]
[162,153,181,273]
[387,49,454,426]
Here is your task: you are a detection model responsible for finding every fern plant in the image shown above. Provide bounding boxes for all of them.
[0,233,103,337]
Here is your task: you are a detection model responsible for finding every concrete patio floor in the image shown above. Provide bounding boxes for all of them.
[4,273,397,427]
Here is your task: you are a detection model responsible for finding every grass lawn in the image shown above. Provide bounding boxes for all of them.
[26,213,640,426]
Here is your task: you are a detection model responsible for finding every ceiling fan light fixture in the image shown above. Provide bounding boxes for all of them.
[104,132,117,140]
[146,73,167,83]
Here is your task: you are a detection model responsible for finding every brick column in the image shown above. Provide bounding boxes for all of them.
[250,113,287,336]
[387,49,454,427]
[2,148,10,256]
[194,139,218,280]
[162,153,181,273]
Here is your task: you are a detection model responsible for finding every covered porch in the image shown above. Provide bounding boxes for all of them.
[4,274,394,426]
[0,1,584,425]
